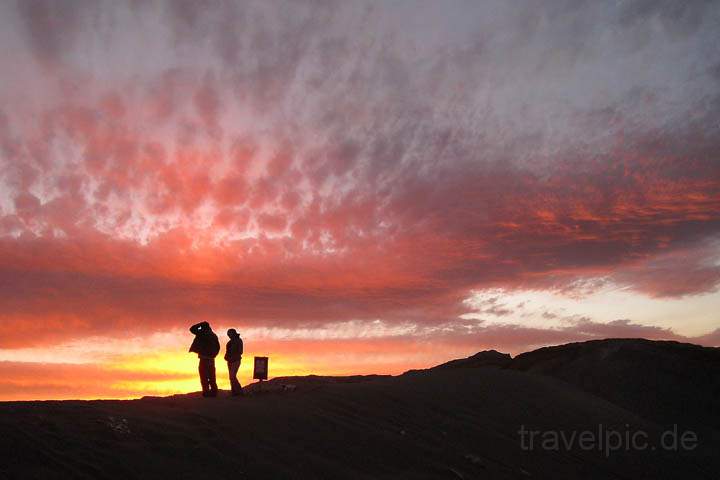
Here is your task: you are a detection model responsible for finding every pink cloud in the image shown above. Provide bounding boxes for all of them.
[0,0,718,383]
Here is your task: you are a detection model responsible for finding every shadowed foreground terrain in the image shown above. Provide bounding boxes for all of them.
[0,339,718,479]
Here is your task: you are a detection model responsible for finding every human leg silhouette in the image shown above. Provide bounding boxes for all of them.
[228,360,243,396]
[199,358,217,397]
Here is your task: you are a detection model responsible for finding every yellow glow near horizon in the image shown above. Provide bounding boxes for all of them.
[104,350,329,398]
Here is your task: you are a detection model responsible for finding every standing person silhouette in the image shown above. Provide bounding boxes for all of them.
[188,321,220,397]
[224,329,244,396]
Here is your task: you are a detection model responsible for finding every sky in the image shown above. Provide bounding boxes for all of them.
[0,0,719,400]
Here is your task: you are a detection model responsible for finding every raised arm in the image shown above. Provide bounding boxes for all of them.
[189,321,209,335]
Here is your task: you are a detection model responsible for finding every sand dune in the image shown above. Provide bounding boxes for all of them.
[0,339,717,479]
[508,338,720,431]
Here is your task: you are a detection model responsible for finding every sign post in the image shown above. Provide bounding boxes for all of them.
[253,356,269,391]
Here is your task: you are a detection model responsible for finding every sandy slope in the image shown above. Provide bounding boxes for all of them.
[509,339,720,430]
[0,339,718,479]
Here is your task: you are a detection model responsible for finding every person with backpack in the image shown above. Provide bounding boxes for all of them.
[188,321,220,397]
[224,329,244,396]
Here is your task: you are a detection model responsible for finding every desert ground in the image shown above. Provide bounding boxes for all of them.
[0,339,718,479]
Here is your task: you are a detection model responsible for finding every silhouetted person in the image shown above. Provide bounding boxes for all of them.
[224,329,244,396]
[189,321,220,397]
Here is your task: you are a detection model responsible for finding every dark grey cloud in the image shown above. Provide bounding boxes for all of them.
[0,0,718,349]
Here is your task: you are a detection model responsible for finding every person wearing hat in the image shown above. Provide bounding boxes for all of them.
[188,321,220,397]
[224,328,244,396]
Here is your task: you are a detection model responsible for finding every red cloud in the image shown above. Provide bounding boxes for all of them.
[1,0,719,363]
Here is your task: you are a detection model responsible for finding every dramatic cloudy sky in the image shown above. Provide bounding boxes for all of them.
[1,0,719,400]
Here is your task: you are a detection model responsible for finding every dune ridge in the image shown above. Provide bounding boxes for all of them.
[1,338,718,479]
